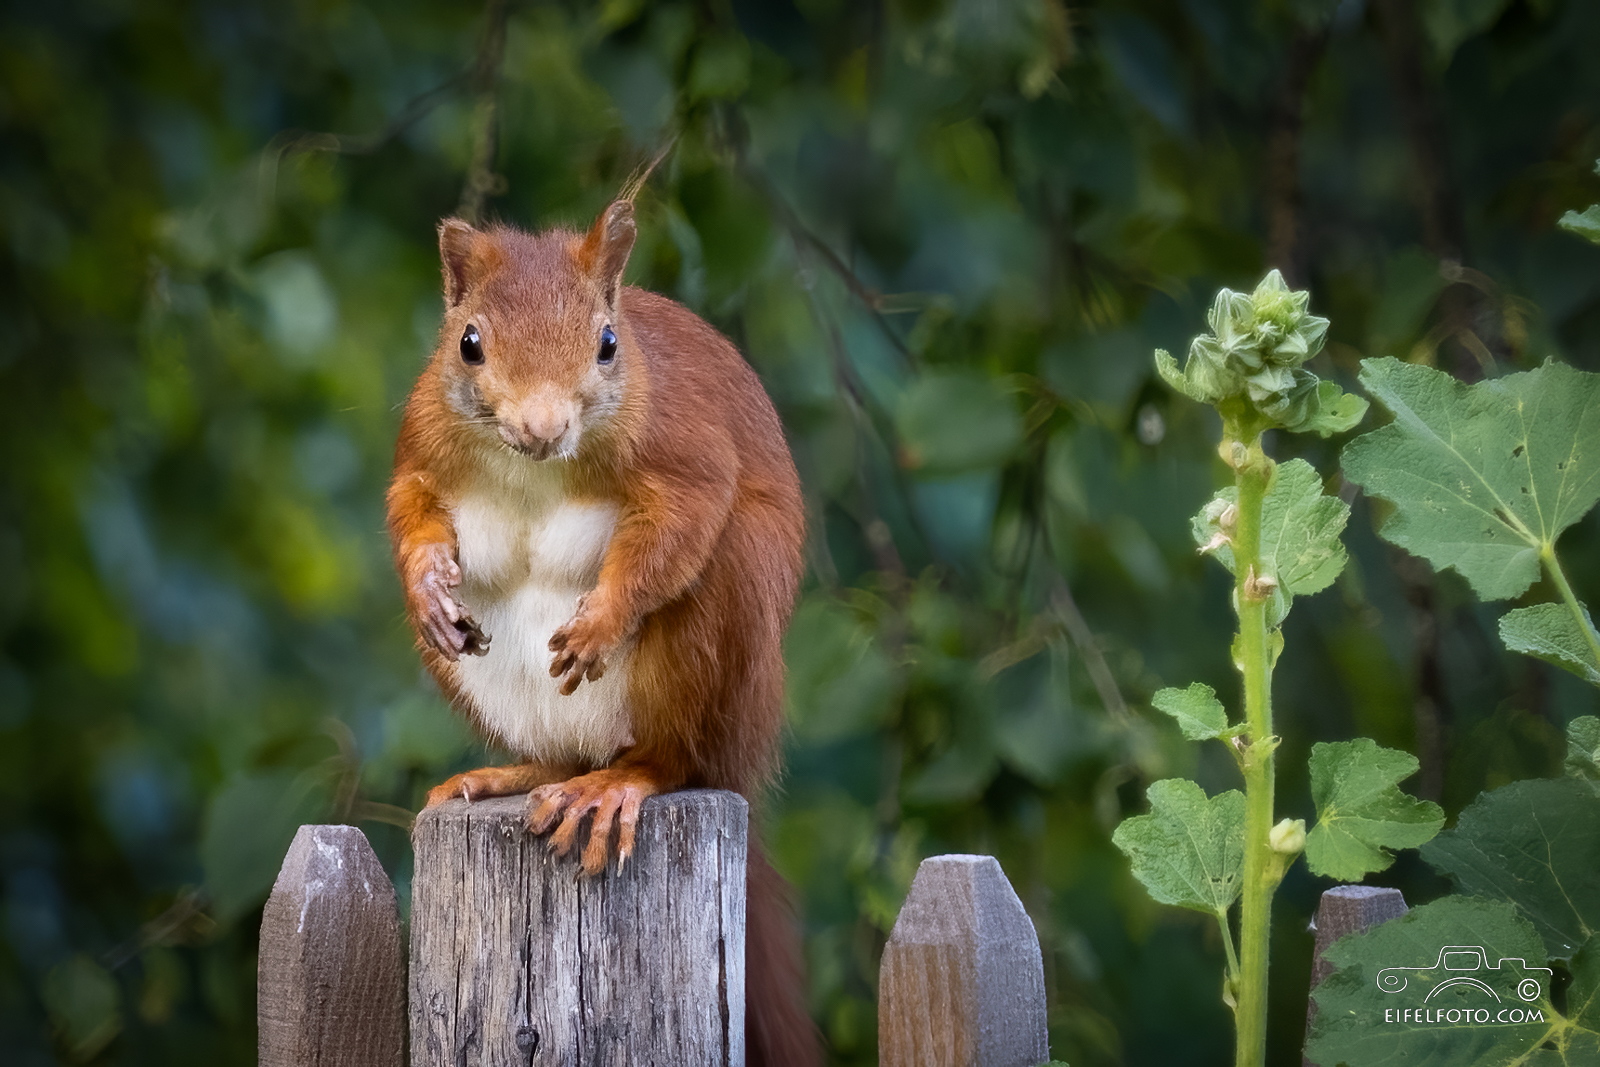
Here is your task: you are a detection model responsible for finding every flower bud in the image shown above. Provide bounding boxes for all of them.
[1154,271,1364,435]
[1243,567,1279,602]
[1270,818,1307,855]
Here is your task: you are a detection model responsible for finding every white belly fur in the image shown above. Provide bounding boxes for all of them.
[449,465,633,765]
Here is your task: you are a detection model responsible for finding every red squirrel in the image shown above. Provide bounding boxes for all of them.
[386,198,818,1066]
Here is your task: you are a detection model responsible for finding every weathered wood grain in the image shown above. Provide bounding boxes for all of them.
[878,854,1049,1067]
[409,789,747,1067]
[258,824,405,1067]
[1303,884,1408,1066]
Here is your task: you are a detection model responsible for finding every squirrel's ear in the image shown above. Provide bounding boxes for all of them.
[438,218,486,307]
[579,200,636,308]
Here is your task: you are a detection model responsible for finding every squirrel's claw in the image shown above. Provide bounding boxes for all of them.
[548,600,619,693]
[420,593,490,661]
[411,544,490,661]
[548,647,604,694]
[425,762,570,807]
[526,767,658,876]
[456,614,491,656]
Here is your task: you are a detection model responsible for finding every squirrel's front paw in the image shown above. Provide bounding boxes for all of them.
[548,593,624,695]
[409,544,490,662]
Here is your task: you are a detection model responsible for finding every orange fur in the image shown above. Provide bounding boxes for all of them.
[424,760,580,807]
[387,203,818,1067]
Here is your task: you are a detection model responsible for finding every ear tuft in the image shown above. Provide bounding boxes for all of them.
[438,218,482,307]
[581,201,637,307]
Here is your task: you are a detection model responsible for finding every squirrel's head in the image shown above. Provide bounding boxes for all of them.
[434,201,638,461]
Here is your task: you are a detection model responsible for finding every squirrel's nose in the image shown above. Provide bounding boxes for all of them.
[521,415,569,445]
[501,420,567,457]
[504,396,575,457]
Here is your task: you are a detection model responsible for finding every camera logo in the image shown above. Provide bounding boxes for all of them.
[1376,946,1551,1004]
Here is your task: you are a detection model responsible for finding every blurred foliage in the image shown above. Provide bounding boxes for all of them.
[3,0,1600,1064]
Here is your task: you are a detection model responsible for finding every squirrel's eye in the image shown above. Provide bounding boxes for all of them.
[597,325,618,365]
[460,325,484,365]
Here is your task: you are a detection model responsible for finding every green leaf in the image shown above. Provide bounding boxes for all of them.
[895,371,1024,473]
[1569,936,1600,1038]
[1289,379,1370,437]
[1422,0,1517,63]
[1155,347,1214,404]
[686,34,751,100]
[1230,628,1284,674]
[1560,205,1600,246]
[252,250,339,360]
[1192,459,1351,627]
[1342,358,1600,600]
[1261,460,1353,599]
[1307,896,1572,1067]
[1422,776,1600,959]
[784,596,899,743]
[1150,682,1230,740]
[1112,779,1244,915]
[1567,716,1600,783]
[42,954,123,1060]
[200,769,329,925]
[1500,603,1600,687]
[1306,739,1445,881]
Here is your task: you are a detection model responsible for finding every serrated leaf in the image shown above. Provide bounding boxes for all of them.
[1422,776,1600,959]
[1191,459,1351,628]
[1567,716,1600,783]
[1112,779,1244,915]
[1306,739,1445,881]
[1262,460,1353,598]
[1572,936,1600,1031]
[1560,205,1600,246]
[1307,897,1575,1067]
[1192,490,1236,555]
[1569,937,1600,1046]
[1500,603,1600,687]
[1342,358,1600,600]
[1150,682,1230,740]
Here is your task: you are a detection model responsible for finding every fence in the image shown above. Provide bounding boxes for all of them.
[257,790,1408,1066]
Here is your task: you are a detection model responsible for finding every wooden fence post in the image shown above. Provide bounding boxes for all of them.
[409,790,747,1067]
[1303,884,1408,1066]
[878,854,1049,1067]
[258,823,405,1067]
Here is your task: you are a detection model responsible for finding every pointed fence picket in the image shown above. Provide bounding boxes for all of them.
[257,802,1394,1066]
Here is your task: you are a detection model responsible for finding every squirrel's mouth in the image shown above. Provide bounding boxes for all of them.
[495,423,574,462]
[507,439,558,461]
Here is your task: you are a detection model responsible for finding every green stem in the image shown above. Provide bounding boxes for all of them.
[1215,908,1242,985]
[1228,428,1280,1067]
[1542,543,1600,668]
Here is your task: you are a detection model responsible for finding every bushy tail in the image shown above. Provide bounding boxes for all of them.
[747,840,822,1067]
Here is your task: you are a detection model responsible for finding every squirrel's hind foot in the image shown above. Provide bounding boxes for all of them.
[526,765,663,876]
